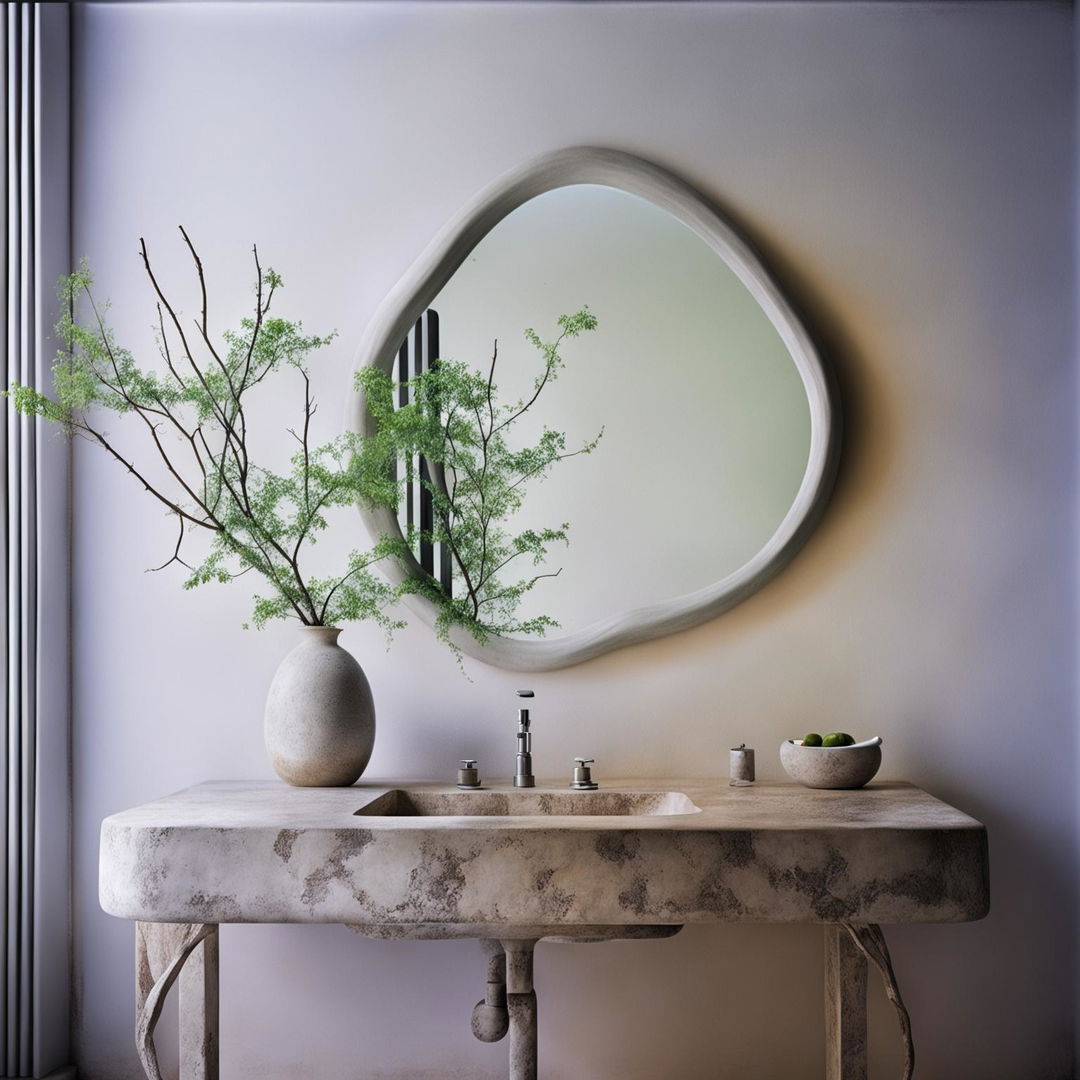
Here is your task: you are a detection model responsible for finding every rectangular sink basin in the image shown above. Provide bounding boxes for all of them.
[354,788,700,817]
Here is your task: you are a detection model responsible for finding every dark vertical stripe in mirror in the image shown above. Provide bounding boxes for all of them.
[428,310,454,595]
[394,311,451,597]
[396,340,410,535]
[414,315,434,575]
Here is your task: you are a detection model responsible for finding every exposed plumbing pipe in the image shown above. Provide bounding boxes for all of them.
[507,990,538,1080]
[469,929,685,1078]
[471,941,509,1043]
[502,940,538,1080]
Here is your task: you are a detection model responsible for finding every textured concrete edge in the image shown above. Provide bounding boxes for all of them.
[98,822,991,924]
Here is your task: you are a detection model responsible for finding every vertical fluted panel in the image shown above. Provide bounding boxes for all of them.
[0,8,9,1067]
[7,10,27,1071]
[3,6,35,1074]
[1,4,70,1076]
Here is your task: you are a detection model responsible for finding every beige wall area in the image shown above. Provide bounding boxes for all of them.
[70,3,1076,1078]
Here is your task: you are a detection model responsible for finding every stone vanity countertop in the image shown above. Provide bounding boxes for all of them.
[100,780,989,927]
[101,778,983,831]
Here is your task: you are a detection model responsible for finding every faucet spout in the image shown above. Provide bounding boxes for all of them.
[514,690,535,788]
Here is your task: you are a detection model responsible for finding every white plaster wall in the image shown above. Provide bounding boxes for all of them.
[70,3,1076,1078]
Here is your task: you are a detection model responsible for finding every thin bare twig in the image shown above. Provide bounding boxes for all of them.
[147,517,194,574]
[476,568,563,609]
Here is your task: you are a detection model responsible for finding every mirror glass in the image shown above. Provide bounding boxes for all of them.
[399,184,812,639]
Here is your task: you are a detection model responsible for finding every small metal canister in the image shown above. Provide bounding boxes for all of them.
[729,744,755,787]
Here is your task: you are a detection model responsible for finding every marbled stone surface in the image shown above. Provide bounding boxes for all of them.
[100,780,989,927]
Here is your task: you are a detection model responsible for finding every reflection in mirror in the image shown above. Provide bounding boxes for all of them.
[393,184,811,639]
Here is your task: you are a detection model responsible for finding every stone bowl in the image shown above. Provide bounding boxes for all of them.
[779,737,883,790]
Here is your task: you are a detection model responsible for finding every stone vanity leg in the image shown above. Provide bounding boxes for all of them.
[135,921,220,1080]
[179,926,220,1079]
[501,939,538,1080]
[825,924,867,1079]
[826,924,915,1080]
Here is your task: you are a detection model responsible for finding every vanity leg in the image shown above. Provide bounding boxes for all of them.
[824,924,867,1080]
[842,923,915,1080]
[180,927,220,1080]
[135,921,218,1080]
[501,939,538,1080]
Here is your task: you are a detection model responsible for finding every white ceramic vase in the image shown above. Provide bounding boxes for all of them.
[264,626,375,787]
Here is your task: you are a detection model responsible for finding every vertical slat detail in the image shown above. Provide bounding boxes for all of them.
[394,311,450,594]
[397,339,411,536]
[4,8,23,1072]
[415,315,435,575]
[0,6,10,1061]
[1,4,71,1073]
[427,310,453,594]
[18,11,37,1074]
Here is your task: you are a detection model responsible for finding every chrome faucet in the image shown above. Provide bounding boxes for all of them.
[514,690,535,788]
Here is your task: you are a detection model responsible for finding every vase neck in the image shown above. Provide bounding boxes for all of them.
[299,625,342,646]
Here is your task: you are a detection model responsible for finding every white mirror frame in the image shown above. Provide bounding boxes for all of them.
[350,146,839,671]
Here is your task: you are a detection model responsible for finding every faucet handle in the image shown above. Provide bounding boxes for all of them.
[570,757,598,790]
[516,690,534,698]
[457,760,481,789]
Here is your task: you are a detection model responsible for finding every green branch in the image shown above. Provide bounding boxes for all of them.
[7,237,404,633]
[357,307,600,648]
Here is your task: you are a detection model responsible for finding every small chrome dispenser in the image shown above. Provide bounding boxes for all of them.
[457,760,482,789]
[570,757,598,790]
[514,690,535,788]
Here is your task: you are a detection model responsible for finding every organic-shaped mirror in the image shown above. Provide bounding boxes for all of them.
[352,148,838,671]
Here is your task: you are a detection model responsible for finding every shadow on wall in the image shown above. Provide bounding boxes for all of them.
[887,768,1078,1079]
